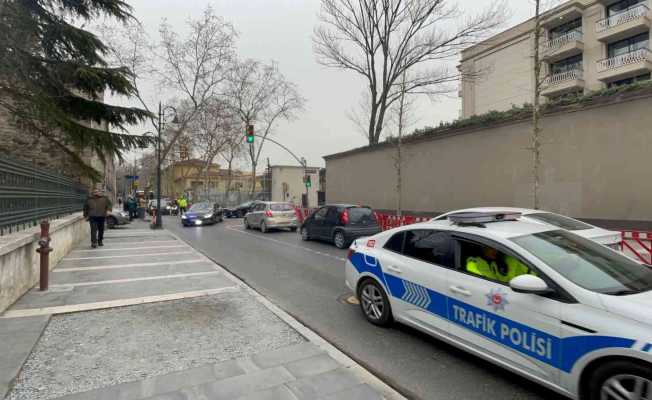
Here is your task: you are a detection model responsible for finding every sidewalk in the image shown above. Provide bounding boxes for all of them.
[0,221,403,400]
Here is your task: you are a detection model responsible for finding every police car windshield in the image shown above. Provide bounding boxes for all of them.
[526,213,593,231]
[512,230,652,295]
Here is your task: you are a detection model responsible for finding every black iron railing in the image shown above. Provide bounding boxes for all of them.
[0,157,88,235]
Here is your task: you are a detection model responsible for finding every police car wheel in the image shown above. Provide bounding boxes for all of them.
[358,279,392,327]
[333,231,347,249]
[589,360,652,400]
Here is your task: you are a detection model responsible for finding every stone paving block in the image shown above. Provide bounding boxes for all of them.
[140,364,219,398]
[200,366,295,400]
[234,384,298,400]
[284,354,340,379]
[319,384,384,400]
[251,342,324,369]
[56,379,143,400]
[286,368,362,400]
[212,359,249,380]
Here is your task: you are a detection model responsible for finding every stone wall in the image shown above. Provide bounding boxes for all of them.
[324,92,652,230]
[0,213,89,314]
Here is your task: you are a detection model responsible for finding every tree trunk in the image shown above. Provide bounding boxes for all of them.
[396,71,407,218]
[532,0,543,210]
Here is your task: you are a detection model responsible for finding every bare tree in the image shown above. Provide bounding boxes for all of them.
[220,128,247,196]
[185,98,240,199]
[98,6,237,160]
[226,60,304,194]
[314,0,506,145]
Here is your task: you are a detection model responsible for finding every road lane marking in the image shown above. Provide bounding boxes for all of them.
[71,244,187,253]
[50,271,222,288]
[54,259,207,272]
[64,251,193,261]
[0,287,240,318]
[225,225,346,262]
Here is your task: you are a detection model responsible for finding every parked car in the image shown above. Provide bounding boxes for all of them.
[147,198,178,216]
[181,202,224,227]
[432,207,621,250]
[106,210,130,229]
[300,204,381,249]
[226,201,263,218]
[346,211,652,400]
[244,202,298,233]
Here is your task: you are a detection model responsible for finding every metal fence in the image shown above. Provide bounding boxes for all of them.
[0,157,88,235]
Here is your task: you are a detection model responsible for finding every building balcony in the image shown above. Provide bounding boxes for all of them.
[596,48,652,81]
[596,4,651,42]
[542,69,585,97]
[542,31,584,63]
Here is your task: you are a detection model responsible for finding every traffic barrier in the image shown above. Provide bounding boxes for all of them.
[621,230,652,264]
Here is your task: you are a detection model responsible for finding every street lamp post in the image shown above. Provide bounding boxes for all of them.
[153,102,177,230]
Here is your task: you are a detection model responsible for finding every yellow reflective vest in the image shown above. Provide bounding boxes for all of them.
[494,255,531,284]
[466,256,498,281]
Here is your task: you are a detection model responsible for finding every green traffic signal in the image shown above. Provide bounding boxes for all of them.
[246,135,254,143]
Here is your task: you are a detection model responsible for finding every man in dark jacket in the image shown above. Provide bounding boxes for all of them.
[83,189,112,248]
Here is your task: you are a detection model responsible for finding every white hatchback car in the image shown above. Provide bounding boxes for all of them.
[433,207,621,250]
[345,212,652,400]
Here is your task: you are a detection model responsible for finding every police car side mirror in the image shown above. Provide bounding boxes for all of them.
[509,275,554,295]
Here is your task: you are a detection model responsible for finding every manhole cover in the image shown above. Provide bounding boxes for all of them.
[337,293,359,305]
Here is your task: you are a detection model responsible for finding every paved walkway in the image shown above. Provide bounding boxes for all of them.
[0,221,402,400]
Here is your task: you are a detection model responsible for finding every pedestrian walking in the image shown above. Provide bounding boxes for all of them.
[137,195,147,220]
[83,188,112,248]
[127,197,137,220]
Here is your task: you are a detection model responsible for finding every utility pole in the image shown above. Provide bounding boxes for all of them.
[532,0,543,210]
[396,69,407,218]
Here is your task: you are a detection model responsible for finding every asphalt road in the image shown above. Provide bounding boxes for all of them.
[167,218,567,400]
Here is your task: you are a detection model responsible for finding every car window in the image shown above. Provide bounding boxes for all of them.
[384,232,404,253]
[347,207,376,224]
[314,207,329,220]
[326,208,340,222]
[456,239,537,285]
[402,230,454,268]
[271,203,294,211]
[512,230,652,295]
[526,212,593,231]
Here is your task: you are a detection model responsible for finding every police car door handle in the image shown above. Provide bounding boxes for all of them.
[450,286,472,297]
[386,265,402,274]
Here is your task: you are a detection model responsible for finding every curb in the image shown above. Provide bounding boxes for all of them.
[168,229,408,400]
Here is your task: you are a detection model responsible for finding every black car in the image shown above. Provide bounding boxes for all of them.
[226,200,262,218]
[181,202,224,227]
[299,204,381,249]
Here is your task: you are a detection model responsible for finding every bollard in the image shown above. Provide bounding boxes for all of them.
[36,220,52,291]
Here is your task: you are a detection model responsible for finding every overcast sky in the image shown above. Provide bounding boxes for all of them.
[114,0,535,169]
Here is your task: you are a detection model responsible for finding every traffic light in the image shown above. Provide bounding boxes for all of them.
[246,125,254,143]
[304,174,311,188]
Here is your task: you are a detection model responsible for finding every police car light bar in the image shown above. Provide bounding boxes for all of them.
[448,211,522,225]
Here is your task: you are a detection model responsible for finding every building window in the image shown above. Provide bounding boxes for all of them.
[608,73,651,88]
[607,32,649,58]
[549,18,582,40]
[607,0,647,17]
[550,54,583,75]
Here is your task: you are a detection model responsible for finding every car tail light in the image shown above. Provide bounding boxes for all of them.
[265,210,273,217]
[340,210,349,225]
[347,249,355,260]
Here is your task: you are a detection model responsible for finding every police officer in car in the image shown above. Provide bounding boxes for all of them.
[466,246,532,283]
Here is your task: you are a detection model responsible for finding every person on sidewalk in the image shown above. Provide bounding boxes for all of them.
[127,197,137,220]
[137,195,147,220]
[83,188,112,248]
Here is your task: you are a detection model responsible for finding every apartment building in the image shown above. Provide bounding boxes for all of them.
[459,0,652,117]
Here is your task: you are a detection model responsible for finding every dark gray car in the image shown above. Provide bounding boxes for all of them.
[299,205,380,248]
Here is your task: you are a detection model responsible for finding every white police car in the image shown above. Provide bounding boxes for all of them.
[345,211,652,400]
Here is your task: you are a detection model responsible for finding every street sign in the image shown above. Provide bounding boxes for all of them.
[125,175,139,180]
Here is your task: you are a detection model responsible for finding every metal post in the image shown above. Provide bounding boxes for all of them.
[36,220,52,291]
[155,102,163,229]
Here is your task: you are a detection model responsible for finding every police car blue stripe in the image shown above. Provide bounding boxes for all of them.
[642,343,652,353]
[350,252,636,373]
